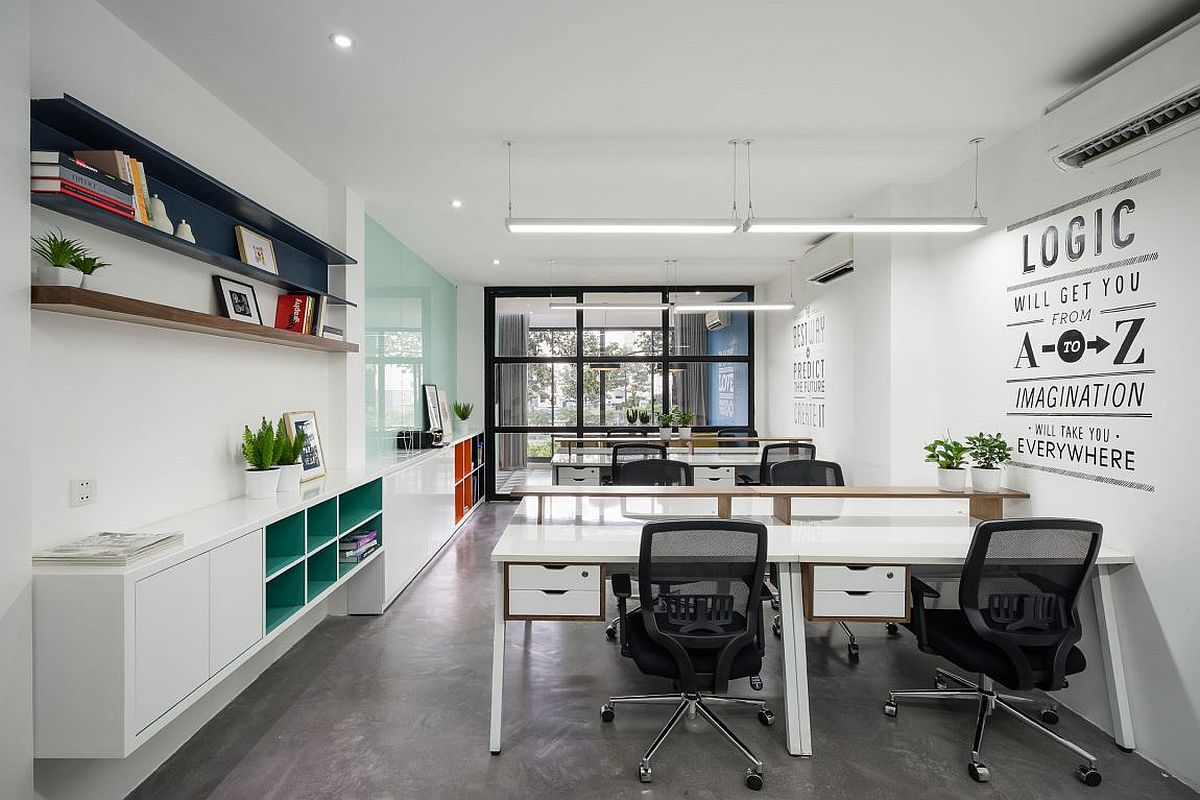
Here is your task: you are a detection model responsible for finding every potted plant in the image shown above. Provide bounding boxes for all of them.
[625,407,639,424]
[31,228,89,288]
[924,434,969,492]
[657,412,673,442]
[452,401,474,435]
[242,417,280,499]
[638,408,652,426]
[676,408,695,439]
[274,417,307,494]
[71,254,110,289]
[966,432,1012,493]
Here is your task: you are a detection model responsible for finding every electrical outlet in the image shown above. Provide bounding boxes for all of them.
[70,477,96,507]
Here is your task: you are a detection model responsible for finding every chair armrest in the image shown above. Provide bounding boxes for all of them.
[908,577,940,653]
[611,573,632,598]
[911,577,941,600]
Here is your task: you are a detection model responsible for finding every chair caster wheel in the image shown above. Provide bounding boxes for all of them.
[757,708,775,726]
[934,677,948,690]
[1039,708,1060,725]
[745,770,764,791]
[600,703,615,722]
[771,619,781,637]
[968,761,990,783]
[883,701,897,717]
[1076,766,1102,786]
[886,622,900,636]
[605,625,617,641]
[638,762,652,783]
[847,643,860,663]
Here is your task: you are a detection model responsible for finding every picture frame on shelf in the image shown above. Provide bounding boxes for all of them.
[422,384,443,432]
[212,275,263,325]
[283,410,327,482]
[437,388,453,436]
[234,225,279,275]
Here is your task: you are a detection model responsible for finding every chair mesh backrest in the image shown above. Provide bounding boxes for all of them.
[769,459,844,487]
[611,442,667,466]
[759,442,816,483]
[607,428,648,438]
[614,458,693,486]
[717,428,758,447]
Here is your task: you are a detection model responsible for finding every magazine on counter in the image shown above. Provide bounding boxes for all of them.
[33,531,184,566]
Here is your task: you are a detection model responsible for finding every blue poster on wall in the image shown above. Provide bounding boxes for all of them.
[706,293,749,426]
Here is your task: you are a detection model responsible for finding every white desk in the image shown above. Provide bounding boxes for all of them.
[488,496,1136,757]
[551,449,765,486]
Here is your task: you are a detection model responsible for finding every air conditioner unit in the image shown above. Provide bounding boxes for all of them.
[704,310,730,331]
[803,233,854,285]
[1043,15,1200,170]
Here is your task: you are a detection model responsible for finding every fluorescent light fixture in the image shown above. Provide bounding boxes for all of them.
[742,217,987,233]
[506,218,740,234]
[548,301,671,311]
[672,302,795,313]
[329,33,354,48]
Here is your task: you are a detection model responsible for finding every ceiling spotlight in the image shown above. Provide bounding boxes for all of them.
[451,199,463,209]
[329,33,354,49]
[492,258,501,265]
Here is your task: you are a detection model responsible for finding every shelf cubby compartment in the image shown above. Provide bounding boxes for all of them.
[338,478,383,534]
[306,498,338,553]
[265,511,306,579]
[338,512,382,579]
[306,542,337,602]
[265,560,305,634]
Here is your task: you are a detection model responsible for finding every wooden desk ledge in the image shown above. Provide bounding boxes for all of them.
[510,485,1030,524]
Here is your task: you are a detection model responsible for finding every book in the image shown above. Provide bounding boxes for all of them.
[31,165,134,206]
[339,542,379,563]
[33,152,136,194]
[320,325,345,341]
[312,295,329,337]
[33,531,183,566]
[275,294,311,333]
[129,157,151,225]
[31,181,136,219]
[73,149,133,183]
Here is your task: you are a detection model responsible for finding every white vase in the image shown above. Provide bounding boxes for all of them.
[678,427,692,439]
[659,427,672,442]
[276,463,303,494]
[35,263,83,288]
[245,468,280,499]
[937,468,967,492]
[174,218,196,243]
[970,467,1002,493]
[149,195,174,233]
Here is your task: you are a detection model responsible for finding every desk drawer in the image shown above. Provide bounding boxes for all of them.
[808,590,907,621]
[508,563,600,591]
[693,466,735,485]
[557,466,600,486]
[507,589,603,619]
[810,565,905,592]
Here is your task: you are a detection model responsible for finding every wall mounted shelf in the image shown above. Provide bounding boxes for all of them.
[31,286,359,354]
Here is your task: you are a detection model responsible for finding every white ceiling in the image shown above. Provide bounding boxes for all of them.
[97,0,1198,286]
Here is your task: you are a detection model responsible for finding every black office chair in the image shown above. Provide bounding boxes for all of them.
[614,458,692,486]
[758,442,816,485]
[602,442,666,486]
[717,428,758,447]
[608,427,649,437]
[884,517,1104,787]
[602,519,774,790]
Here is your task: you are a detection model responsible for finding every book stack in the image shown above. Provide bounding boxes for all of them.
[72,149,154,224]
[339,529,379,564]
[275,293,343,339]
[31,150,138,221]
[33,531,183,567]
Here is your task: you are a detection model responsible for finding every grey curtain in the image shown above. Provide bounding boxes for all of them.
[675,315,708,426]
[497,313,529,470]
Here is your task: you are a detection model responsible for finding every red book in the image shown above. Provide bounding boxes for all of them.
[32,181,135,219]
[275,294,311,333]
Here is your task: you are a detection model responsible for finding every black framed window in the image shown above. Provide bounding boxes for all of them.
[485,285,755,499]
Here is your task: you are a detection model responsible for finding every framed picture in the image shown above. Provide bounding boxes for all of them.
[212,275,263,325]
[283,410,326,482]
[437,388,453,434]
[234,225,279,275]
[423,384,443,432]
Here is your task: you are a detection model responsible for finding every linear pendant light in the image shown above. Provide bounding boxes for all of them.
[672,301,795,313]
[506,218,740,234]
[742,217,986,233]
[548,301,671,310]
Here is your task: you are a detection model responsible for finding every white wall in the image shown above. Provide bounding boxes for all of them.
[455,282,484,411]
[763,118,1200,787]
[0,2,34,797]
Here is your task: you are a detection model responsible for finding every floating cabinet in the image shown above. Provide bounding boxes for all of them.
[209,529,264,676]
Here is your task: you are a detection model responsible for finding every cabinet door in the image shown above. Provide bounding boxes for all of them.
[134,554,210,732]
[209,529,264,675]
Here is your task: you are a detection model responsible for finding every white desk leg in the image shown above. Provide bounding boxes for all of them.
[489,562,506,754]
[1093,564,1135,751]
[777,563,812,756]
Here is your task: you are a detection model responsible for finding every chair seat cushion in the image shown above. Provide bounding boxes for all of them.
[626,613,762,685]
[911,609,1086,691]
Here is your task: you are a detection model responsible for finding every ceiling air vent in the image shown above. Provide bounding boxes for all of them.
[808,261,855,285]
[1056,87,1200,169]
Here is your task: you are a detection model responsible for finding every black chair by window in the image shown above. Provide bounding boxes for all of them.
[884,517,1104,787]
[613,458,693,487]
[602,442,666,486]
[717,428,758,447]
[608,427,649,438]
[603,519,774,790]
[758,442,815,485]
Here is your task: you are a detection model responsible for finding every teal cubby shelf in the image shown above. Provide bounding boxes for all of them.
[265,560,305,634]
[306,498,338,553]
[338,478,382,534]
[338,513,383,579]
[265,511,305,579]
[306,542,337,602]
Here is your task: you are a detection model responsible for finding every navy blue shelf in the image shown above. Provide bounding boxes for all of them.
[31,95,356,305]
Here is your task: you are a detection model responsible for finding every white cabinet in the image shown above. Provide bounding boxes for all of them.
[209,529,264,675]
[504,563,604,620]
[383,447,459,604]
[693,466,736,486]
[134,554,210,732]
[556,466,601,486]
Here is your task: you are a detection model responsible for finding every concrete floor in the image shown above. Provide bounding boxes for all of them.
[130,503,1196,800]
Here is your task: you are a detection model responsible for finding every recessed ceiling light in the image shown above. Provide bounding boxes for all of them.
[329,33,354,49]
[451,199,463,209]
[492,259,501,265]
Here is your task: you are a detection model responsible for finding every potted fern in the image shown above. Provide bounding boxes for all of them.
[924,434,969,492]
[274,417,308,494]
[625,407,639,424]
[675,408,695,439]
[657,411,673,442]
[31,229,90,288]
[452,401,474,435]
[242,417,280,498]
[966,432,1012,493]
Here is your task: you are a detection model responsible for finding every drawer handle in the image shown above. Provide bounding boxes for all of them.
[542,565,567,570]
[541,590,568,596]
[846,565,869,571]
[845,591,870,597]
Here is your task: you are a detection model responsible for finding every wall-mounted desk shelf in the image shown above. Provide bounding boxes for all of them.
[31,286,359,354]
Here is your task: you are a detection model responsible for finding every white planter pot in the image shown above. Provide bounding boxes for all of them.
[678,427,692,439]
[245,468,280,499]
[276,463,303,494]
[970,467,1002,493]
[35,263,83,288]
[659,428,672,442]
[937,468,967,492]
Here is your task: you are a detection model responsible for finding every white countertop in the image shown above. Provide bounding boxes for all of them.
[552,449,764,466]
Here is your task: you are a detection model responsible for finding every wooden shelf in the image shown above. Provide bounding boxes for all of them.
[31,286,358,353]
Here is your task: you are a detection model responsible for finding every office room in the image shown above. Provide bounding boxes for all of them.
[2,0,1199,798]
